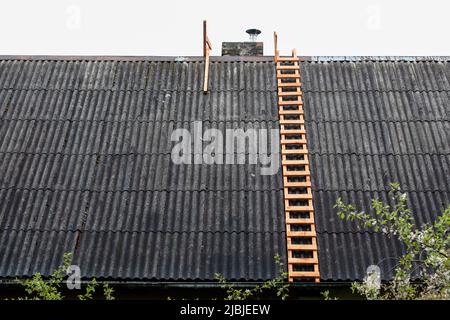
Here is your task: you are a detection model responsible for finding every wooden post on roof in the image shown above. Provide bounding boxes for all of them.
[203,20,212,94]
[274,32,279,62]
[203,20,207,57]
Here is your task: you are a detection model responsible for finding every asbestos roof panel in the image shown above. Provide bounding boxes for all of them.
[0,57,286,281]
[302,59,450,281]
[1,55,449,283]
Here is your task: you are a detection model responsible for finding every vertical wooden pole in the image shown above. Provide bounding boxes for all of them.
[203,54,210,93]
[203,20,207,57]
[203,20,211,94]
[274,32,278,61]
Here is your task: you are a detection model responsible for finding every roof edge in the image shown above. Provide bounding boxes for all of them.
[307,56,450,62]
[0,55,448,62]
[0,55,275,62]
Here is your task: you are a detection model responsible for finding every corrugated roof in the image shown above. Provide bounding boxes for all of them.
[301,59,450,281]
[0,57,286,281]
[1,56,449,283]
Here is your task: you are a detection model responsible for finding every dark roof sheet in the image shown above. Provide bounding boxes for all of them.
[0,57,286,281]
[1,56,449,283]
[301,59,450,281]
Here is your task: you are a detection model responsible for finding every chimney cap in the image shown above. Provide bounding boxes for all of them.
[246,29,262,36]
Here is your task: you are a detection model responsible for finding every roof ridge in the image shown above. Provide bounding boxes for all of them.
[307,56,450,62]
[0,55,275,62]
[0,55,448,62]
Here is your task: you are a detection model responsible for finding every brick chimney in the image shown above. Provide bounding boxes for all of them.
[221,28,263,56]
[221,42,263,56]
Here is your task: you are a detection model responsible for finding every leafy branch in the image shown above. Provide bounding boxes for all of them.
[14,252,115,300]
[334,183,450,300]
[215,254,289,300]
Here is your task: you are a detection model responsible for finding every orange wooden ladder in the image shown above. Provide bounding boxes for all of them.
[274,34,320,283]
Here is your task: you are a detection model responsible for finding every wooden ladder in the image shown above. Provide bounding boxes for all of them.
[274,40,320,283]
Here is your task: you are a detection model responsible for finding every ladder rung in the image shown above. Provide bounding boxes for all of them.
[279,99,303,105]
[286,218,315,224]
[280,119,305,125]
[277,65,299,70]
[285,205,314,212]
[279,106,302,111]
[278,91,302,96]
[277,73,300,79]
[281,139,307,144]
[280,129,305,135]
[289,258,318,264]
[290,271,320,278]
[288,244,317,250]
[279,109,303,115]
[277,57,300,62]
[285,193,312,200]
[282,160,308,166]
[284,181,311,187]
[281,149,309,154]
[283,170,311,176]
[287,231,316,237]
[278,82,301,87]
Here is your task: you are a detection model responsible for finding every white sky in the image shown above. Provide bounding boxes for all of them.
[0,0,449,56]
